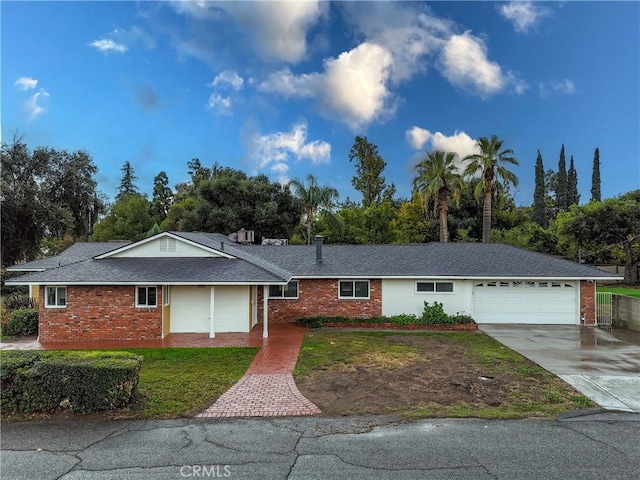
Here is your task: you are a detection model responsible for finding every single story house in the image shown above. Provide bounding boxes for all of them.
[7,231,621,343]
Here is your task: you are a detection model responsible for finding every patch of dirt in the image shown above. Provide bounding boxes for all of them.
[296,335,519,415]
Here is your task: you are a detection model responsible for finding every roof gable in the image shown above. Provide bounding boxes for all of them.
[96,232,235,259]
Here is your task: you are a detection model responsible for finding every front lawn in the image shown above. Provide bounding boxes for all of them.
[597,285,640,298]
[120,347,258,418]
[294,331,593,419]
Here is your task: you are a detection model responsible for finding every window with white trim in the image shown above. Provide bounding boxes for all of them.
[339,280,369,299]
[136,286,157,307]
[268,281,299,299]
[416,281,454,293]
[45,286,66,307]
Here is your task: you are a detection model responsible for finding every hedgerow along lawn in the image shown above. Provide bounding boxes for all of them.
[294,331,593,419]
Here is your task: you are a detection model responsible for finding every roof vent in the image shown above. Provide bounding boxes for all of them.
[315,235,323,264]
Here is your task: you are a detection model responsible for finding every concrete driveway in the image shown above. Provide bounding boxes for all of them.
[480,325,640,413]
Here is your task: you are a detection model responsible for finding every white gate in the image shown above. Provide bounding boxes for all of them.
[596,292,613,326]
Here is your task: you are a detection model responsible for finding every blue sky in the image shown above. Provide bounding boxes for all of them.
[3,1,639,205]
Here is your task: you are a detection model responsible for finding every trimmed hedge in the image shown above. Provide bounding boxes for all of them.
[3,308,39,336]
[1,351,142,414]
[296,302,475,329]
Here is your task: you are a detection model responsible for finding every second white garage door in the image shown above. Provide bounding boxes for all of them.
[472,280,578,324]
[170,286,210,333]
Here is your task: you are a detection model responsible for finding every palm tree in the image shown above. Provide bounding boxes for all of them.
[413,151,463,243]
[463,135,519,243]
[288,174,340,245]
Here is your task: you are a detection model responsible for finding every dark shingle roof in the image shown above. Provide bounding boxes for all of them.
[6,242,131,271]
[233,242,617,279]
[9,257,286,284]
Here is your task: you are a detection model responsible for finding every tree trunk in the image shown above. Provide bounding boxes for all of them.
[482,189,492,243]
[306,220,311,245]
[439,195,449,243]
[623,238,639,284]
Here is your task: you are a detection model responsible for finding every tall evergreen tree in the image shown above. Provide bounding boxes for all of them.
[555,144,567,212]
[591,147,601,202]
[567,155,579,207]
[348,136,395,207]
[116,161,139,200]
[532,150,547,227]
[150,171,173,222]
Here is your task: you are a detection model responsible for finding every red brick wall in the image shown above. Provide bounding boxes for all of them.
[580,280,596,325]
[39,286,162,342]
[257,279,382,323]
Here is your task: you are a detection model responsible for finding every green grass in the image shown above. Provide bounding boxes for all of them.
[117,347,258,418]
[295,331,594,419]
[597,286,640,298]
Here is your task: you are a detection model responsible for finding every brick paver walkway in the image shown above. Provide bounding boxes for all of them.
[197,324,321,418]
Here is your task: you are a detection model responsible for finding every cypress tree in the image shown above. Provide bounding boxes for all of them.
[567,155,579,206]
[591,147,601,202]
[532,150,547,227]
[555,144,567,211]
[116,161,139,200]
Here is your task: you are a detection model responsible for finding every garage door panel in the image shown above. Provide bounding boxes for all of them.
[473,281,577,324]
[170,286,210,333]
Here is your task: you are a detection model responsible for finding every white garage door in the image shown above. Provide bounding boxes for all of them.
[170,286,210,333]
[472,280,578,324]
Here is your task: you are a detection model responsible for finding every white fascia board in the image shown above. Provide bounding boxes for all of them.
[5,268,46,272]
[292,275,624,281]
[8,281,288,286]
[95,231,235,259]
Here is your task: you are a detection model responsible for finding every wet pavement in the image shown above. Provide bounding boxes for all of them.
[480,325,640,413]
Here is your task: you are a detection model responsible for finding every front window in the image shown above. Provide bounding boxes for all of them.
[136,286,157,307]
[416,281,454,293]
[45,286,66,307]
[268,281,299,299]
[339,280,369,299]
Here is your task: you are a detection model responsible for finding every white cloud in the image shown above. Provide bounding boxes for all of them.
[249,122,331,181]
[539,79,576,97]
[171,0,325,63]
[439,31,525,97]
[211,70,244,91]
[26,89,49,119]
[406,127,480,170]
[499,1,550,33]
[260,42,394,130]
[206,93,232,115]
[90,39,128,53]
[14,77,38,90]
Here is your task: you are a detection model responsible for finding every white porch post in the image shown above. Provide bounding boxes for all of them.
[209,287,216,338]
[262,285,269,338]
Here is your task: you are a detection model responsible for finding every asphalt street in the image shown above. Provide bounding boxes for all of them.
[2,412,639,480]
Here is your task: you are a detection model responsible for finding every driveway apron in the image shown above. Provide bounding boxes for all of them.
[198,324,321,418]
[480,325,640,413]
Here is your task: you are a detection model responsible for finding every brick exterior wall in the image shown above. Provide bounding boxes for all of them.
[39,286,162,342]
[257,279,382,324]
[580,280,596,325]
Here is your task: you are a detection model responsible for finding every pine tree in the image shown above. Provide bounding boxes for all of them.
[150,171,173,222]
[555,144,567,211]
[532,150,547,227]
[116,161,139,200]
[591,147,601,202]
[567,155,579,207]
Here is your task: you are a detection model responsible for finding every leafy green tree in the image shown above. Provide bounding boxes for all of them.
[394,195,439,243]
[556,144,567,212]
[557,190,640,284]
[288,174,340,245]
[493,222,558,255]
[318,202,399,244]
[567,155,579,207]
[591,148,601,202]
[91,194,154,242]
[348,136,395,207]
[116,161,139,200]
[532,150,547,227]
[413,151,463,242]
[150,171,173,223]
[463,135,519,243]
